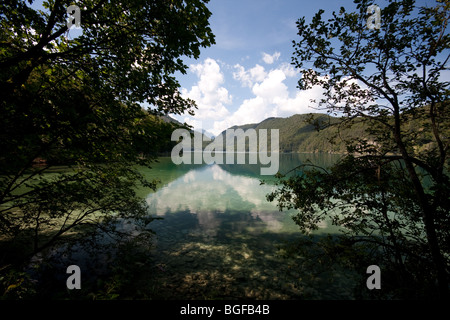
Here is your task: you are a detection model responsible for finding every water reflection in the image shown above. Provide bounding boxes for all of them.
[142,153,351,299]
[145,153,343,236]
[146,164,293,234]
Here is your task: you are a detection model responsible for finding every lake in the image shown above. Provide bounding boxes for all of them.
[137,153,359,299]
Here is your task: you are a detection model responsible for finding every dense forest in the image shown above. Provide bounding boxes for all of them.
[216,106,448,154]
[0,0,215,300]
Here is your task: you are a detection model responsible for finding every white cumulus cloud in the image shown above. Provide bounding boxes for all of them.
[179,57,326,137]
[181,58,232,120]
[233,64,267,88]
[252,69,289,103]
[262,52,281,64]
[211,63,324,135]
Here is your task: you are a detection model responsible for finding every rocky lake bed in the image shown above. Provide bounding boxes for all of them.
[147,215,359,300]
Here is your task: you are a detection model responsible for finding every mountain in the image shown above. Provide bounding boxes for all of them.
[215,106,448,154]
[215,113,364,153]
[160,114,183,126]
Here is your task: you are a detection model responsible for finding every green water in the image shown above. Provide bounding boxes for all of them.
[143,153,343,237]
[138,153,357,299]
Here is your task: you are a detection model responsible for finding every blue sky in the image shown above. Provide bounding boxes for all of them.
[27,0,444,136]
[174,0,349,136]
[172,0,442,136]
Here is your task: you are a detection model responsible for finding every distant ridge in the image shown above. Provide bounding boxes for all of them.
[160,114,183,126]
[217,113,356,153]
[217,108,445,154]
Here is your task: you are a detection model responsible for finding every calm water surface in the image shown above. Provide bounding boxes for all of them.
[139,153,357,299]
[144,153,343,237]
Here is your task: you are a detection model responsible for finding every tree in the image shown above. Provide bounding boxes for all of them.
[0,0,214,293]
[268,0,449,298]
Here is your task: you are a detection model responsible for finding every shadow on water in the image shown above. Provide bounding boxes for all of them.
[136,153,358,300]
[9,153,361,299]
[146,210,360,300]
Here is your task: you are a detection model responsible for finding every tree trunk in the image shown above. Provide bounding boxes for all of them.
[393,125,449,299]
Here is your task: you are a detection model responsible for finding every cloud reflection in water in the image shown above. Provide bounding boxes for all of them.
[145,164,296,234]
